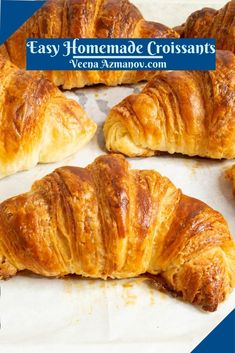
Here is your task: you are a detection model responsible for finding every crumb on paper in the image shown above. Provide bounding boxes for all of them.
[122,289,137,305]
[111,280,117,287]
[122,282,133,288]
[149,287,155,305]
[99,281,106,288]
[182,159,203,176]
[63,278,73,294]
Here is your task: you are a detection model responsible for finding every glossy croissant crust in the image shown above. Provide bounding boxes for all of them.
[0,154,234,312]
[0,54,96,178]
[0,0,178,89]
[174,0,235,53]
[104,50,235,159]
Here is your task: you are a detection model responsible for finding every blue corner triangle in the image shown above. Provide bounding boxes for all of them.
[0,0,45,45]
[192,309,235,353]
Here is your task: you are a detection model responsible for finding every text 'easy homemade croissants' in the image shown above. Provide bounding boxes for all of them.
[0,154,234,312]
[175,0,235,53]
[104,50,235,159]
[0,0,178,89]
[0,54,96,178]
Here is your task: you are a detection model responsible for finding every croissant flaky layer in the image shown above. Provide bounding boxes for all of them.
[174,0,235,53]
[0,0,178,89]
[0,154,234,311]
[104,50,235,159]
[0,54,96,178]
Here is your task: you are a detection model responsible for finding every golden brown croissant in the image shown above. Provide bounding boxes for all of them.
[0,54,96,178]
[1,0,179,89]
[104,50,235,159]
[225,164,235,195]
[0,154,234,312]
[174,0,235,53]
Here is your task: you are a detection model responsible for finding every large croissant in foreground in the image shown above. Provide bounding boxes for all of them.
[0,0,178,89]
[0,55,96,178]
[0,154,234,311]
[104,50,235,159]
[175,0,235,53]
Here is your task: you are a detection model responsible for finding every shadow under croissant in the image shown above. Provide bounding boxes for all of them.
[131,151,232,164]
[7,270,210,313]
[102,147,232,165]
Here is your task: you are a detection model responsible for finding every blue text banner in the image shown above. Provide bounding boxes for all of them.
[26,38,216,71]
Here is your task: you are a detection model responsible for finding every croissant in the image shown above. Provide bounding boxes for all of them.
[0,54,96,178]
[104,50,235,159]
[226,165,235,195]
[0,0,178,89]
[0,154,234,311]
[174,0,235,53]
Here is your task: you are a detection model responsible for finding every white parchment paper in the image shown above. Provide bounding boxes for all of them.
[0,1,234,352]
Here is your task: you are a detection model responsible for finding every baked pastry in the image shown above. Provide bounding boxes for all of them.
[225,164,235,195]
[174,0,235,53]
[1,0,179,89]
[0,54,96,178]
[104,50,235,159]
[0,154,234,312]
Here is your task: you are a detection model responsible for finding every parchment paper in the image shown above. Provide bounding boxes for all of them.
[0,1,234,352]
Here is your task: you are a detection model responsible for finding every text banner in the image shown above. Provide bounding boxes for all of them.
[26,38,216,71]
